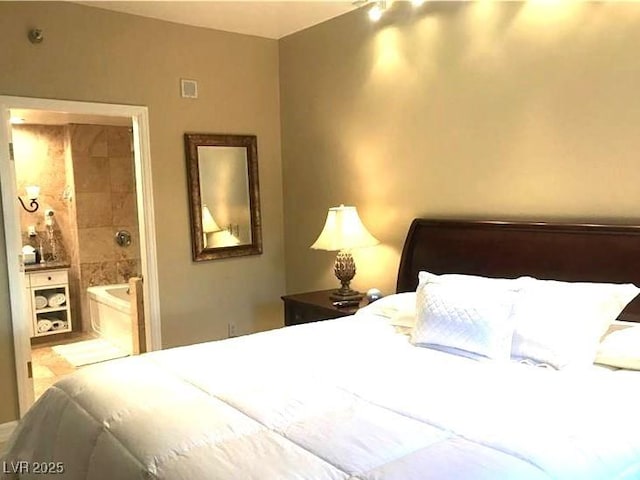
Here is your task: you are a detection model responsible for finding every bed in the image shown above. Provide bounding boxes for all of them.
[3,219,640,479]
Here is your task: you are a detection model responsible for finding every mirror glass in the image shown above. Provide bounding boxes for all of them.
[185,133,262,261]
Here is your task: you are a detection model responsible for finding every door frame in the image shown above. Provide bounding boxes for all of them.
[0,96,162,416]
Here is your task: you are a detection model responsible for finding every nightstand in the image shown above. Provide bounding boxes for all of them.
[281,289,367,326]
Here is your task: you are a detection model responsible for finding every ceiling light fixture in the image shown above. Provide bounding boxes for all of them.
[368,1,387,22]
[355,0,428,22]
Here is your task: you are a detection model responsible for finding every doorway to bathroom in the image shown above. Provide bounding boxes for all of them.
[0,96,161,416]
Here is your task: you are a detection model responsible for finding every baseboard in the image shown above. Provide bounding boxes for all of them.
[0,421,18,444]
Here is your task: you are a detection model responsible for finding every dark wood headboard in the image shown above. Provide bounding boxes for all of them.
[396,219,640,322]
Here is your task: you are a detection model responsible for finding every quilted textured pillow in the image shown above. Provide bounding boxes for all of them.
[511,278,640,370]
[411,273,520,360]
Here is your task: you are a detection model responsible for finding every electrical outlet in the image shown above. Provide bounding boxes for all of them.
[228,322,237,338]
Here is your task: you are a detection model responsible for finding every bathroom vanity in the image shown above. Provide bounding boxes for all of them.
[25,265,72,338]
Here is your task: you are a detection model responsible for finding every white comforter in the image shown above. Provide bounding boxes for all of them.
[3,315,640,479]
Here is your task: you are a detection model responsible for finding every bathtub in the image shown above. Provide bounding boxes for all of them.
[87,284,133,356]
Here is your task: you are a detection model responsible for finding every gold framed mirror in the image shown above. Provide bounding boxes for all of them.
[185,133,262,261]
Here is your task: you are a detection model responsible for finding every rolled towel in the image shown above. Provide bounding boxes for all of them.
[50,320,68,331]
[46,293,66,308]
[37,319,53,333]
[34,295,48,310]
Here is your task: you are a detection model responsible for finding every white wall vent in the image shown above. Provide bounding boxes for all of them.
[180,79,198,99]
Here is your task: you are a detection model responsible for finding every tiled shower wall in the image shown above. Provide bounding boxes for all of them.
[12,123,140,333]
[69,124,141,331]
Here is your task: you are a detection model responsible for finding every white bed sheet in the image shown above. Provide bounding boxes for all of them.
[3,314,640,479]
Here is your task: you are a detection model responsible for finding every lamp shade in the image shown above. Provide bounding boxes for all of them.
[26,185,40,200]
[202,205,221,234]
[310,205,379,251]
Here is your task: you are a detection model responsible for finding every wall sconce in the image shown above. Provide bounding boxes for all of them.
[311,204,379,301]
[18,185,40,213]
[226,224,240,238]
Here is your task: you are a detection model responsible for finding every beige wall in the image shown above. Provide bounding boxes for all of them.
[280,2,640,297]
[0,2,285,423]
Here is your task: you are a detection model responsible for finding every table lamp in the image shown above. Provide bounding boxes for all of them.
[202,205,221,248]
[311,205,379,301]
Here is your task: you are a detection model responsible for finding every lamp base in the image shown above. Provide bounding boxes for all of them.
[330,250,364,301]
[329,288,363,302]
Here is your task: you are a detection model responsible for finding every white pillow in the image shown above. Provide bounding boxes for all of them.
[595,324,640,370]
[355,292,417,327]
[411,272,521,360]
[511,278,640,370]
[418,271,524,288]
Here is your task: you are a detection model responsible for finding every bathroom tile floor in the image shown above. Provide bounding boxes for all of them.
[31,333,96,400]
